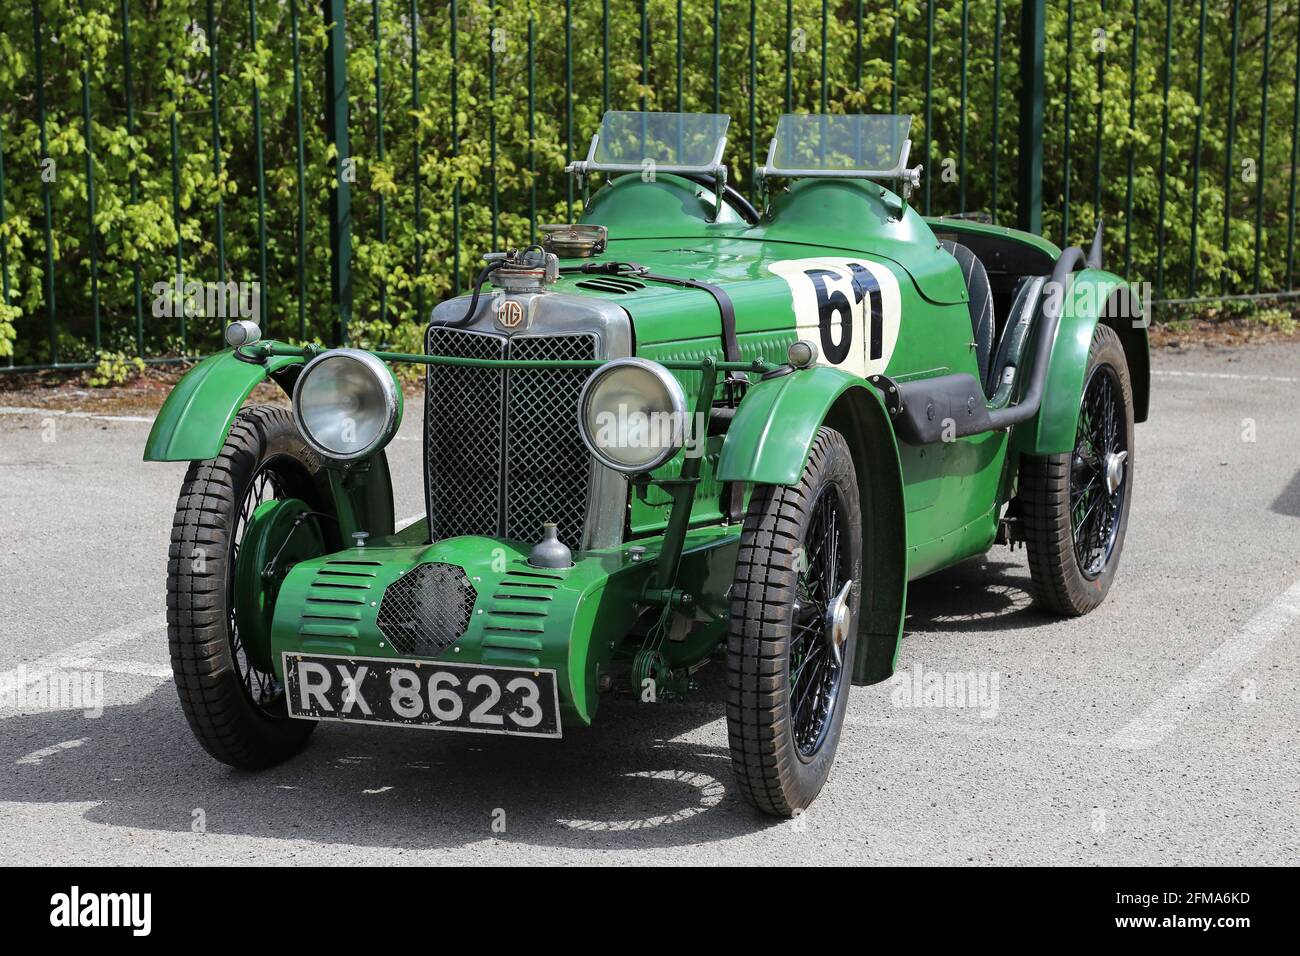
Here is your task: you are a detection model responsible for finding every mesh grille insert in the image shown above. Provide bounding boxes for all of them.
[426,328,506,540]
[376,563,477,657]
[506,335,596,546]
[424,326,597,547]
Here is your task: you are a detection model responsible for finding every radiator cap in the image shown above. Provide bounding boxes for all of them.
[528,522,573,569]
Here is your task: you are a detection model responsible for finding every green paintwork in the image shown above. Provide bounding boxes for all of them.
[150,147,1150,727]
[714,363,910,683]
[717,365,886,485]
[270,528,739,725]
[234,497,326,673]
[142,348,304,461]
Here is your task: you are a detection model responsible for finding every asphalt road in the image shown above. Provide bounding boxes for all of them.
[1,342,1297,866]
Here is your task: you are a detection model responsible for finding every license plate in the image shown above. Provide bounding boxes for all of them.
[283,653,562,738]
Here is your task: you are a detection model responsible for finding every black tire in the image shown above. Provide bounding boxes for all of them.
[1019,323,1135,616]
[167,405,329,768]
[726,426,863,817]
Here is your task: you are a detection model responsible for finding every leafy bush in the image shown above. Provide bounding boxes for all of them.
[0,0,1294,368]
[87,350,146,387]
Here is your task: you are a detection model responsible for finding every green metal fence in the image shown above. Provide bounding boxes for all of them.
[0,0,1296,373]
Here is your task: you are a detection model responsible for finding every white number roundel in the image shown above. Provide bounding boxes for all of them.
[768,257,902,378]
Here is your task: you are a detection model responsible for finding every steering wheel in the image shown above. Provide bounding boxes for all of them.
[682,175,762,225]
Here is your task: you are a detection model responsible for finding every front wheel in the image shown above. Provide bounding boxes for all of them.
[167,405,328,768]
[726,426,863,817]
[1019,323,1135,615]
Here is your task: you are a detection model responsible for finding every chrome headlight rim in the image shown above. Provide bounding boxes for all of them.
[291,348,402,462]
[577,357,689,475]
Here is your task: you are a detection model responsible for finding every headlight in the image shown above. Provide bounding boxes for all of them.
[292,349,402,461]
[577,358,688,473]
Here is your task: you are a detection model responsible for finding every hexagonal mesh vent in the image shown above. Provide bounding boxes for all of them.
[376,563,477,657]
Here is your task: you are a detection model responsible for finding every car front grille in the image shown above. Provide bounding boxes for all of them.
[425,326,597,547]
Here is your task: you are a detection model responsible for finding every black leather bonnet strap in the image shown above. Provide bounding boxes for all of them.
[640,274,741,366]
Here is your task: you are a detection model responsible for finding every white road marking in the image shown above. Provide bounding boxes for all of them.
[1107,578,1300,750]
[15,738,89,766]
[1151,369,1300,384]
[843,711,1097,747]
[0,614,167,700]
[93,660,173,679]
[0,405,154,423]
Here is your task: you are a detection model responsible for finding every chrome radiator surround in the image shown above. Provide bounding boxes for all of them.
[423,291,632,552]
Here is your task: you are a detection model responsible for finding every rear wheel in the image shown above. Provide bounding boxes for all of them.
[168,405,329,768]
[1019,323,1134,615]
[726,427,862,817]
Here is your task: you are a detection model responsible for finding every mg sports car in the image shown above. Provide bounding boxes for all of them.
[144,111,1148,816]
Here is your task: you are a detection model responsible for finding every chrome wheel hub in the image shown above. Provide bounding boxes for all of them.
[1104,450,1128,496]
[825,580,853,666]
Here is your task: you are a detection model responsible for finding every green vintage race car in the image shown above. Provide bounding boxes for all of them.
[144,112,1148,816]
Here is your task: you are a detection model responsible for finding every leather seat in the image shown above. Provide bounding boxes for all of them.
[939,240,994,392]
[987,276,1035,396]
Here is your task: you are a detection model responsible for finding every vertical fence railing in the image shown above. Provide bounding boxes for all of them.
[324,0,352,344]
[168,43,186,353]
[4,1,1300,373]
[0,119,11,369]
[1289,1,1300,289]
[1223,1,1241,296]
[79,0,101,353]
[31,0,57,365]
[1019,0,1045,235]
[290,0,308,340]
[1154,0,1172,300]
[248,0,269,326]
[374,0,393,313]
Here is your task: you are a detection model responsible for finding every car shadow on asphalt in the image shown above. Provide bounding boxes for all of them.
[1270,467,1300,517]
[904,555,1048,634]
[0,662,790,853]
[4,560,1053,854]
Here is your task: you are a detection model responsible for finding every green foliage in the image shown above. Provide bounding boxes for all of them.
[87,349,145,386]
[0,0,1295,369]
[0,301,16,358]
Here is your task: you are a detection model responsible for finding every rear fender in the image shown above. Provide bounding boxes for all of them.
[1014,270,1150,456]
[718,366,908,684]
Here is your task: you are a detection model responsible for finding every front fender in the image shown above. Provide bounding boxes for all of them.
[143,348,304,462]
[717,365,876,484]
[718,366,908,685]
[1015,269,1150,456]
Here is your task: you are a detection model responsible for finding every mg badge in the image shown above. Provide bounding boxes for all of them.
[497,299,525,330]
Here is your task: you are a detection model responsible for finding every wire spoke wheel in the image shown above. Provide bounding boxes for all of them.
[167,406,326,769]
[1020,323,1135,616]
[727,426,862,817]
[790,486,851,758]
[1070,365,1126,579]
[228,464,289,713]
